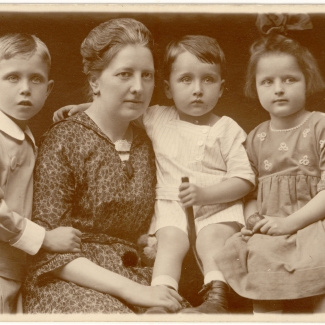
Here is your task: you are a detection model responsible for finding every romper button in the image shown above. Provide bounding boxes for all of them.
[197,140,203,146]
[10,156,17,170]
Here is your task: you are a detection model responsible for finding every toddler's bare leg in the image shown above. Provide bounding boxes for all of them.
[253,300,283,314]
[311,294,325,313]
[151,226,189,290]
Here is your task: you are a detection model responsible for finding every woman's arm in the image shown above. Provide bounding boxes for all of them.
[53,257,182,310]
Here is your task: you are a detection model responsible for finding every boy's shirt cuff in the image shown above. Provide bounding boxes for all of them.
[10,218,45,255]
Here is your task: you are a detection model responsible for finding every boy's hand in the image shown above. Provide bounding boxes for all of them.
[179,182,205,208]
[241,226,253,242]
[42,227,82,253]
[53,105,79,122]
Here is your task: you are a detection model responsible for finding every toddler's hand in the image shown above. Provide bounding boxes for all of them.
[252,216,294,236]
[241,226,253,242]
[179,182,205,207]
[53,105,80,122]
[42,227,82,253]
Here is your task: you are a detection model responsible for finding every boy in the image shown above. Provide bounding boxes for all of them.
[0,33,82,313]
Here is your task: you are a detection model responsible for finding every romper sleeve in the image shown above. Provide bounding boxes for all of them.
[222,118,256,186]
[27,121,85,284]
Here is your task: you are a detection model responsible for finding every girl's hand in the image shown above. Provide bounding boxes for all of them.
[129,285,182,312]
[241,226,253,242]
[179,182,205,207]
[252,216,295,236]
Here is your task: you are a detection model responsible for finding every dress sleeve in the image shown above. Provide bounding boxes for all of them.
[28,122,85,283]
[222,118,256,186]
[315,114,325,193]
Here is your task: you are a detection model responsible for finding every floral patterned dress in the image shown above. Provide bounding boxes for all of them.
[215,111,325,301]
[22,112,157,313]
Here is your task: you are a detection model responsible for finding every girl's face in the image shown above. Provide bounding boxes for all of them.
[164,50,224,119]
[255,53,306,121]
[90,44,155,121]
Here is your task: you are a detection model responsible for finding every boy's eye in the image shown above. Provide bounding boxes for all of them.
[203,77,214,83]
[32,76,43,84]
[142,72,154,80]
[7,75,19,83]
[181,76,191,83]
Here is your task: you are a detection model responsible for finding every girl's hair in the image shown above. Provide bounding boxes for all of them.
[245,34,325,98]
[81,18,156,100]
[0,33,51,72]
[163,35,226,80]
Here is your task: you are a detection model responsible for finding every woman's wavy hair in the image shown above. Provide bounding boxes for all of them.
[81,18,156,101]
[245,34,325,98]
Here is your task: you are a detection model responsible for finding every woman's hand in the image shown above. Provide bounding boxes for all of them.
[179,182,205,208]
[241,226,253,242]
[129,284,182,312]
[252,216,295,236]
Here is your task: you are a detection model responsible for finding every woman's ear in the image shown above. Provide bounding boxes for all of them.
[89,73,100,95]
[164,80,173,99]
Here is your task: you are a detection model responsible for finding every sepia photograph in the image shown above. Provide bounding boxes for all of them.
[1,3,325,322]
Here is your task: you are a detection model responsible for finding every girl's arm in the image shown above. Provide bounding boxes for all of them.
[52,257,182,310]
[253,190,325,236]
[179,177,254,207]
[53,103,91,122]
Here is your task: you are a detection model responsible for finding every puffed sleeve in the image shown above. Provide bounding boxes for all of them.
[27,121,85,284]
[315,113,325,193]
[222,118,256,186]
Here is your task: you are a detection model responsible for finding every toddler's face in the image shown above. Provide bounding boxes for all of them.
[0,53,53,123]
[164,51,224,118]
[255,53,306,120]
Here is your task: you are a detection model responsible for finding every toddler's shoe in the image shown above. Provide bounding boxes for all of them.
[179,280,229,314]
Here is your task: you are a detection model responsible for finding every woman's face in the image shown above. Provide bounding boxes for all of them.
[91,44,155,121]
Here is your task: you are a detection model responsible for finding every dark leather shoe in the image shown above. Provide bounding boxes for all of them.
[179,280,230,314]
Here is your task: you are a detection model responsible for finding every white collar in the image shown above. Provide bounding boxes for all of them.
[0,111,35,146]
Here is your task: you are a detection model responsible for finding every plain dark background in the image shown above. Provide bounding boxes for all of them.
[2,11,325,143]
[3,9,325,310]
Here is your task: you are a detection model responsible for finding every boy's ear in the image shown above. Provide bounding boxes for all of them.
[46,80,54,97]
[219,79,225,98]
[164,80,173,99]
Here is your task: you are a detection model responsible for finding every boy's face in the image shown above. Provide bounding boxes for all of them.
[0,54,53,122]
[164,51,224,118]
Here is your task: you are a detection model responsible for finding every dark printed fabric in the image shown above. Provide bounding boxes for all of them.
[23,112,157,313]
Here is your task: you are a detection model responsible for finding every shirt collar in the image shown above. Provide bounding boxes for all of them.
[0,111,35,146]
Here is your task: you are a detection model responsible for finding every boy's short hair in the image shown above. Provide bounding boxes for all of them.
[0,33,51,73]
[245,34,325,98]
[163,35,226,80]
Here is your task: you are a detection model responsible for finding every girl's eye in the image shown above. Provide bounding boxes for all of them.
[285,77,296,84]
[117,72,132,79]
[142,72,154,80]
[261,79,272,86]
[7,75,18,82]
[181,77,191,83]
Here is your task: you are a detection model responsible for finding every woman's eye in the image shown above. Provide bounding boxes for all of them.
[117,72,132,79]
[285,78,296,84]
[142,72,153,80]
[7,75,18,82]
[181,77,191,83]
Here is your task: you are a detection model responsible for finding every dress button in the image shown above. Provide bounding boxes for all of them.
[10,156,17,170]
[196,156,202,161]
[197,140,203,146]
[202,127,209,134]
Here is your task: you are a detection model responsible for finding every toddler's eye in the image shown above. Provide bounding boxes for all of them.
[142,72,154,80]
[181,76,191,83]
[7,75,18,83]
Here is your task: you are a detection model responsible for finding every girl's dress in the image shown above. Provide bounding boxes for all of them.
[142,105,255,235]
[22,112,158,313]
[215,111,325,300]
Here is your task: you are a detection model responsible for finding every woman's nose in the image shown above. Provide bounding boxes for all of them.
[130,76,143,94]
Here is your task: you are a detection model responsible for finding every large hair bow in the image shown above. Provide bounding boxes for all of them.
[256,13,313,35]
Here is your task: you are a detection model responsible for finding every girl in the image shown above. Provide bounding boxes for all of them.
[215,33,325,314]
[53,35,255,314]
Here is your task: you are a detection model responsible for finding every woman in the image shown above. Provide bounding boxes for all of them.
[22,18,182,314]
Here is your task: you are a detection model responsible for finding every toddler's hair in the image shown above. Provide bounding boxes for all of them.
[163,35,226,80]
[81,18,156,100]
[245,34,325,98]
[0,33,51,72]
